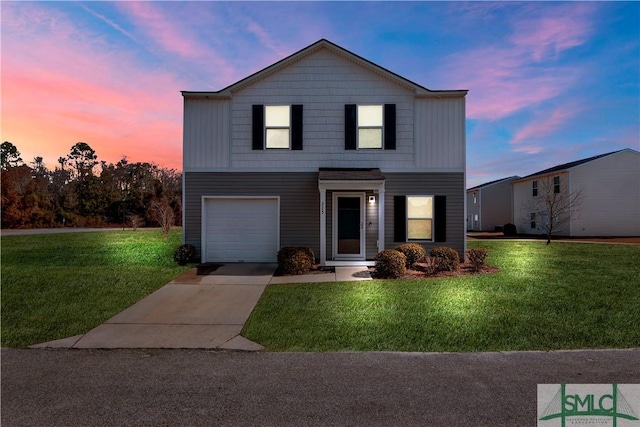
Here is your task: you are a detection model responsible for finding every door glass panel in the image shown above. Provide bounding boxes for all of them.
[337,197,361,255]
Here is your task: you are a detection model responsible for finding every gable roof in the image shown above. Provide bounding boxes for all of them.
[467,175,520,191]
[182,39,467,99]
[518,149,636,180]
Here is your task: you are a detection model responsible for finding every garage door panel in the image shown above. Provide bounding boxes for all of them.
[204,198,278,263]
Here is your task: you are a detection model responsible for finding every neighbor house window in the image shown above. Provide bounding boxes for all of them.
[407,196,433,240]
[473,193,477,204]
[532,180,538,197]
[265,105,290,149]
[357,105,383,149]
[530,213,536,229]
[553,176,560,194]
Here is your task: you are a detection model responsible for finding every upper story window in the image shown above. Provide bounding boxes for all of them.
[265,105,290,149]
[532,180,538,197]
[252,104,303,150]
[345,104,396,150]
[473,193,477,204]
[553,176,560,193]
[357,105,383,149]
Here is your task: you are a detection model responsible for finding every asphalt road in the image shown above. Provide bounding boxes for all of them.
[2,348,638,426]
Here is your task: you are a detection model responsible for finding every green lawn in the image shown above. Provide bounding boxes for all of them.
[1,229,190,347]
[243,241,640,352]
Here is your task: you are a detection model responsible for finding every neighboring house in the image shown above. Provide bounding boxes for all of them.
[512,149,640,237]
[466,176,519,232]
[182,39,467,265]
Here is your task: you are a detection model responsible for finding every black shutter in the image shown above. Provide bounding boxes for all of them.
[384,104,396,150]
[291,104,303,150]
[434,195,446,242]
[252,105,264,150]
[394,195,406,242]
[345,104,357,150]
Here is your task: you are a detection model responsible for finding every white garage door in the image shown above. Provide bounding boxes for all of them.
[204,197,279,263]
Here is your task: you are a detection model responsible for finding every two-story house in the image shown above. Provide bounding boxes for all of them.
[466,176,519,232]
[512,149,640,237]
[182,39,467,265]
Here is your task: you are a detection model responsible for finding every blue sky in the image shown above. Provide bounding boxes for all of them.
[2,1,638,187]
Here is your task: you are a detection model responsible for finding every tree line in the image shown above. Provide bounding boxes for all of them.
[1,141,181,234]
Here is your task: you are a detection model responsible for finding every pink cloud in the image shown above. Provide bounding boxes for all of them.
[444,46,575,120]
[510,4,595,62]
[1,5,184,171]
[438,3,596,121]
[116,2,204,59]
[115,1,237,85]
[511,107,577,147]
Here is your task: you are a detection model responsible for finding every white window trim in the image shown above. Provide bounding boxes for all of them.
[265,105,291,149]
[357,104,383,150]
[406,195,434,242]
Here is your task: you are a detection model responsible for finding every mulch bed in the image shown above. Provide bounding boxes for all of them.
[370,260,500,280]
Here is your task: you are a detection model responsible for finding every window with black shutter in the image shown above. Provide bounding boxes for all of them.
[345,104,396,150]
[252,104,303,150]
[394,195,446,242]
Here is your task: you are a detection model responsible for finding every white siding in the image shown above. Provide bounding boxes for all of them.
[414,97,466,171]
[183,47,466,173]
[513,178,542,235]
[184,99,230,169]
[230,49,414,170]
[570,150,640,236]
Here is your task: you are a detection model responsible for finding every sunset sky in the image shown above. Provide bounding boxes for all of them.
[1,1,638,187]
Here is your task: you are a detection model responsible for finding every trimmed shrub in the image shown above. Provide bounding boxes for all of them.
[430,247,460,272]
[277,247,315,275]
[418,257,439,276]
[395,243,427,268]
[373,250,407,279]
[174,244,198,266]
[467,248,489,271]
[503,223,517,236]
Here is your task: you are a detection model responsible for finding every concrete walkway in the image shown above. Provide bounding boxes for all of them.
[31,265,372,351]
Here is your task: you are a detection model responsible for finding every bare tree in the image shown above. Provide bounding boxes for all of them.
[149,197,175,238]
[126,214,144,231]
[524,173,584,245]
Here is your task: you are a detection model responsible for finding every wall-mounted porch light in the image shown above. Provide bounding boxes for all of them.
[368,195,376,204]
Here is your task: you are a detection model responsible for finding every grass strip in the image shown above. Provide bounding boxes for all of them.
[1,229,190,347]
[243,241,640,352]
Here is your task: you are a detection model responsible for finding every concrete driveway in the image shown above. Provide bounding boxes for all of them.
[33,264,277,351]
[32,264,372,351]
